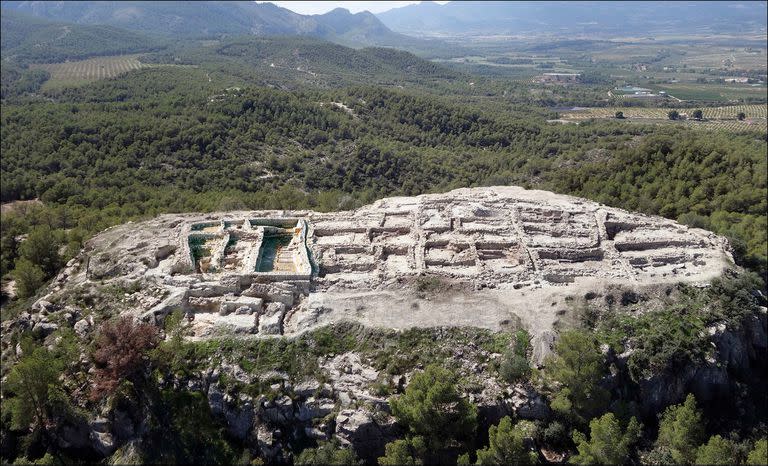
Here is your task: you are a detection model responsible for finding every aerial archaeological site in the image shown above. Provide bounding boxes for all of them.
[1,1,766,465]
[76,187,731,344]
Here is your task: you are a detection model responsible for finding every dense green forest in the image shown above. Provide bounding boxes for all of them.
[137,36,465,90]
[0,10,163,64]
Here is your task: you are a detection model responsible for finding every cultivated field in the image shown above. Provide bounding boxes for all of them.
[588,42,767,71]
[679,47,766,70]
[30,54,146,89]
[558,104,768,132]
[432,55,580,76]
[562,104,766,120]
[680,119,768,132]
[651,83,768,102]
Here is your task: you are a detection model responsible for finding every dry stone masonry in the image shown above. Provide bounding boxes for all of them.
[52,186,732,341]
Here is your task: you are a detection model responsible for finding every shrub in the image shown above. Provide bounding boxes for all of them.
[146,390,236,464]
[18,226,62,277]
[544,330,609,424]
[656,394,706,464]
[571,413,641,465]
[499,329,532,383]
[11,258,45,299]
[678,212,711,230]
[414,276,442,293]
[12,453,56,465]
[5,345,63,431]
[499,353,530,383]
[474,416,538,465]
[542,421,570,449]
[695,435,737,465]
[91,316,160,400]
[296,441,362,465]
[642,446,676,465]
[378,436,426,465]
[513,329,531,355]
[747,438,767,465]
[390,365,477,450]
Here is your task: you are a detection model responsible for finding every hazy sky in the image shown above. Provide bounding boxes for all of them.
[257,1,448,15]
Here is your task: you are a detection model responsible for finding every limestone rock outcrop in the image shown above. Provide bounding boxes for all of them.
[39,186,732,342]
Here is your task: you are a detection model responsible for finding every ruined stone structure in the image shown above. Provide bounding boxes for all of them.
[60,186,732,342]
[183,218,311,280]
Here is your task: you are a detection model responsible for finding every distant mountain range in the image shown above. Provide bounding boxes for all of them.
[377,1,768,37]
[0,1,415,47]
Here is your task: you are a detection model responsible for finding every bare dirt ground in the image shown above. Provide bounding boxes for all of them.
[1,199,43,215]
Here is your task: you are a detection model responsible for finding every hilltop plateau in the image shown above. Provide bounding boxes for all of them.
[3,186,765,463]
[41,186,732,349]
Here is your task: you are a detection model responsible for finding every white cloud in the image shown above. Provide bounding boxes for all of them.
[256,1,448,15]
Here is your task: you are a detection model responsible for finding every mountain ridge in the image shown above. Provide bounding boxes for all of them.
[0,0,416,47]
[377,1,768,37]
[0,9,162,63]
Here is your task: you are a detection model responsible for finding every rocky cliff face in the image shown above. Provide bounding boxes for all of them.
[65,334,553,463]
[5,310,763,463]
[632,309,768,418]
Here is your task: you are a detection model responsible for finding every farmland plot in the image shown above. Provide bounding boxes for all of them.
[651,83,768,102]
[30,54,146,89]
[559,104,767,132]
[561,104,766,120]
